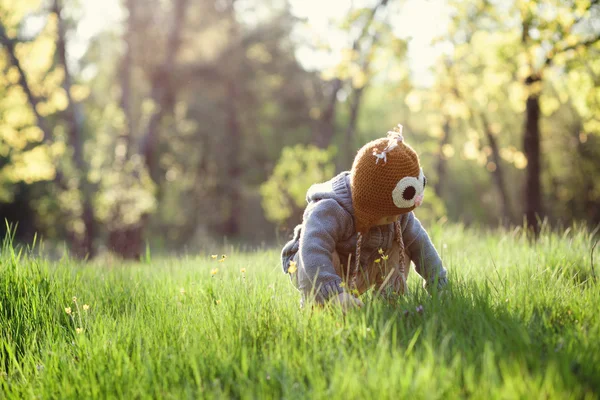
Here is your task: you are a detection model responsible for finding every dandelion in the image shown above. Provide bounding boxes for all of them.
[211,268,219,276]
[374,258,381,263]
[240,268,246,273]
[211,255,218,259]
[76,328,83,334]
[83,304,90,311]
[65,307,72,315]
[288,260,298,274]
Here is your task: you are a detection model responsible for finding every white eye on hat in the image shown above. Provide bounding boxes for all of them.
[392,169,426,208]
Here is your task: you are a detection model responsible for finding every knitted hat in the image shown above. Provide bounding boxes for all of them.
[350,125,426,233]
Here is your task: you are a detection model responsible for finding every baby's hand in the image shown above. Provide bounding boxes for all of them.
[332,292,364,312]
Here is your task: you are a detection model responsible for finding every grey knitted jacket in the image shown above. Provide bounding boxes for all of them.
[281,171,447,303]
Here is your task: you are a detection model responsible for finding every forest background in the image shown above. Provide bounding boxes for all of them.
[0,0,599,259]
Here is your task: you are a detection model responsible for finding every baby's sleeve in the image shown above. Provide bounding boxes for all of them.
[297,199,353,303]
[402,212,448,292]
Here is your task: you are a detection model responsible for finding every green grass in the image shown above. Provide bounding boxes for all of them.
[1,224,599,399]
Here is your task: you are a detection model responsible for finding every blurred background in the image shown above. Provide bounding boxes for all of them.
[0,0,598,258]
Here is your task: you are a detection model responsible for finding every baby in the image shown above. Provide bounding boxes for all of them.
[281,125,447,310]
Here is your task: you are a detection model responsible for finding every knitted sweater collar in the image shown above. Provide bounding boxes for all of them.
[332,172,354,216]
[305,171,354,217]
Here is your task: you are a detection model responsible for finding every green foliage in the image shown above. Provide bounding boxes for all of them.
[411,0,600,226]
[0,3,64,201]
[0,0,599,251]
[260,145,336,225]
[1,225,599,397]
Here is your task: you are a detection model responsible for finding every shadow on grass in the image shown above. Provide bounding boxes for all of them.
[349,280,600,397]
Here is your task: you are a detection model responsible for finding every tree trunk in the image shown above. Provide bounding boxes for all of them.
[217,0,245,238]
[139,0,188,182]
[523,76,542,236]
[342,86,365,169]
[108,224,144,260]
[119,0,136,160]
[54,0,96,257]
[112,0,187,259]
[481,114,514,224]
[341,32,383,171]
[317,0,388,152]
[316,78,342,149]
[139,78,172,183]
[434,119,451,197]
[222,80,242,237]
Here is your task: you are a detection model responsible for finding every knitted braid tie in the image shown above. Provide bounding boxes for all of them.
[395,220,408,294]
[350,220,407,294]
[351,233,363,291]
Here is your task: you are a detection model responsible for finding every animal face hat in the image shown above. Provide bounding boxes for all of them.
[350,125,426,233]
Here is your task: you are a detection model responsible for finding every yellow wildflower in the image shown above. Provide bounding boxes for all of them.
[211,268,219,275]
[72,296,77,302]
[288,260,298,274]
[76,328,83,334]
[221,254,227,259]
[339,282,346,288]
[382,254,389,261]
[216,299,222,305]
[218,258,226,263]
[374,258,381,263]
[82,304,90,311]
[211,255,218,259]
[378,248,384,255]
[65,307,72,315]
[240,268,246,273]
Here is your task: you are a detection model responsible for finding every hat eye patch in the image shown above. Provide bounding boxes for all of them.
[392,176,422,208]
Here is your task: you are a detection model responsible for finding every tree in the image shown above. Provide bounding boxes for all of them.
[517,0,600,235]
[428,1,516,223]
[0,0,96,257]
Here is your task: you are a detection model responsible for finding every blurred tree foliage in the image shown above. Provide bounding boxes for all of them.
[0,0,598,257]
[261,145,336,227]
[403,0,600,227]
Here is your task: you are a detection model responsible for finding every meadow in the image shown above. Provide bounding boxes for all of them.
[1,223,599,399]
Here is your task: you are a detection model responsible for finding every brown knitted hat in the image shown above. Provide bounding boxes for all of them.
[350,125,426,233]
